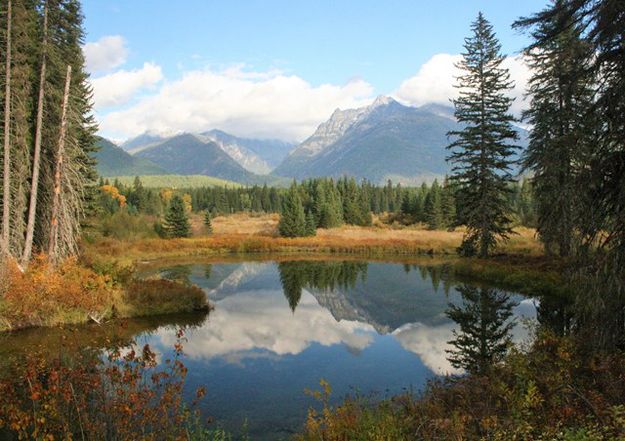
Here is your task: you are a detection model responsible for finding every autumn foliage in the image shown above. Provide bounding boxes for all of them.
[298,334,625,440]
[0,331,207,440]
[0,254,210,331]
[1,255,115,330]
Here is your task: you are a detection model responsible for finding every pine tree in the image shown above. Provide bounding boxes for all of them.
[203,209,212,234]
[446,285,517,375]
[447,13,519,257]
[424,179,443,230]
[305,210,317,237]
[515,1,594,257]
[163,195,191,238]
[1,0,12,256]
[318,180,342,229]
[278,183,306,237]
[441,177,457,230]
[22,1,48,264]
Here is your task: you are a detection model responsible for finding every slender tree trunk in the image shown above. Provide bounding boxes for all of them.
[48,64,71,261]
[22,1,48,266]
[1,0,12,256]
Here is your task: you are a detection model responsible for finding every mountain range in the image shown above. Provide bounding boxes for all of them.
[95,97,527,185]
[273,96,525,184]
[94,137,166,177]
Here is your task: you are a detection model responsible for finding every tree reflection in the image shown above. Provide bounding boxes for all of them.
[160,265,192,285]
[277,261,369,312]
[535,294,573,337]
[446,285,518,375]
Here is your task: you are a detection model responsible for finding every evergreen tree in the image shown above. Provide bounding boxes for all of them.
[305,210,317,237]
[163,195,191,238]
[318,180,343,229]
[278,183,306,237]
[424,179,443,230]
[441,177,457,230]
[515,1,594,256]
[447,13,519,257]
[203,209,212,234]
[446,285,517,375]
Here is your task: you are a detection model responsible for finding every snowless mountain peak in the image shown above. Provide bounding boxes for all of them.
[370,95,395,108]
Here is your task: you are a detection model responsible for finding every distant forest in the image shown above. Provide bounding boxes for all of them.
[97,176,536,231]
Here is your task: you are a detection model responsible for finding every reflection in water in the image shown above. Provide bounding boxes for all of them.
[160,265,193,285]
[0,259,536,440]
[446,285,518,375]
[277,261,369,312]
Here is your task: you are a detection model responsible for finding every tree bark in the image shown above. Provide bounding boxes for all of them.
[2,0,12,256]
[48,64,71,261]
[21,1,47,265]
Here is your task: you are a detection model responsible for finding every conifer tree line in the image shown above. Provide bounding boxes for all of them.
[0,0,96,265]
[514,0,625,348]
[446,4,624,344]
[97,176,537,237]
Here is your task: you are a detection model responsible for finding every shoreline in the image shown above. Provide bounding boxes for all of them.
[1,225,561,333]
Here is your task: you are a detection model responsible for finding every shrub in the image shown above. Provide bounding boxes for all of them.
[0,331,211,440]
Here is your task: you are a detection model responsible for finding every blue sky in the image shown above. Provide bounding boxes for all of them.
[82,0,548,142]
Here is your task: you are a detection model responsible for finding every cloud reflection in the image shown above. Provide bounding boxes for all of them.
[155,288,375,360]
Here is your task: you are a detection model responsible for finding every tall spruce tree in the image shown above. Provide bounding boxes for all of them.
[447,13,519,257]
[516,0,625,349]
[424,179,443,230]
[203,209,212,234]
[441,177,457,230]
[1,0,12,256]
[278,183,306,237]
[515,1,594,257]
[163,195,191,238]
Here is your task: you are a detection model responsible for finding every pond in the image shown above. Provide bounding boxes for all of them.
[0,259,539,440]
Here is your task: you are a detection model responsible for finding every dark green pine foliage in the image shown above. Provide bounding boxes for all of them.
[163,195,191,238]
[424,179,443,230]
[278,183,307,237]
[516,0,625,350]
[441,177,457,230]
[446,285,517,375]
[316,180,343,229]
[447,13,519,257]
[203,209,212,234]
[304,210,317,237]
[516,2,594,257]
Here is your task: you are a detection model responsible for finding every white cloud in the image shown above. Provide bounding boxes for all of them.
[83,35,128,73]
[395,53,530,116]
[91,62,163,109]
[97,65,374,141]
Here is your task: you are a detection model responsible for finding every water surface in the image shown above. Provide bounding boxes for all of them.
[143,260,536,439]
[0,259,538,440]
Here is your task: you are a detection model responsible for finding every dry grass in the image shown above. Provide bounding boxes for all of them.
[85,213,543,267]
[0,255,210,332]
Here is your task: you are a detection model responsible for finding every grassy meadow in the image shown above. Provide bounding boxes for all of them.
[86,212,543,264]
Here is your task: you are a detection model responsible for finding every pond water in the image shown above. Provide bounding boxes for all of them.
[0,259,539,440]
[145,259,536,439]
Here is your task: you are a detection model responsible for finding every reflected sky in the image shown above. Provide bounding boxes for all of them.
[137,261,535,439]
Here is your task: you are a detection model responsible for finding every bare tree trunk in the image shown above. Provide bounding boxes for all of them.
[48,64,71,261]
[22,1,47,266]
[2,0,12,256]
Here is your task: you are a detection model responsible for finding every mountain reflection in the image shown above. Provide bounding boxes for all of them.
[154,261,535,375]
[278,261,368,312]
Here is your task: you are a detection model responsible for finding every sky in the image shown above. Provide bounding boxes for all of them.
[82,0,548,143]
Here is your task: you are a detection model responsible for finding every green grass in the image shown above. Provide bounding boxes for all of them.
[108,174,242,188]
